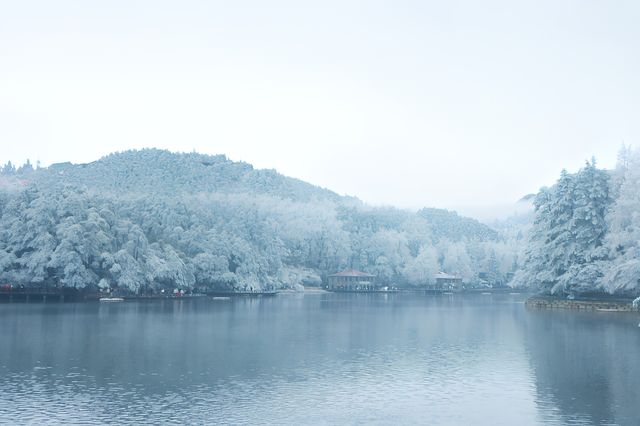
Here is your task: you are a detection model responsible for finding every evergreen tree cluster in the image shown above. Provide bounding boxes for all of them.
[515,150,640,296]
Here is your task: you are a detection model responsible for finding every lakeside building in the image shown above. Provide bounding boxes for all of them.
[434,272,462,290]
[327,269,379,291]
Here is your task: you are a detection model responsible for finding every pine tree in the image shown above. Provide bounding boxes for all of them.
[558,159,610,294]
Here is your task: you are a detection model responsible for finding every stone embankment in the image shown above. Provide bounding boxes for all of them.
[526,296,638,312]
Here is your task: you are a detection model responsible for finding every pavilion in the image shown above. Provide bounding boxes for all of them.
[327,269,378,291]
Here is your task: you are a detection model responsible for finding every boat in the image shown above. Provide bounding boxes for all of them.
[99,297,124,302]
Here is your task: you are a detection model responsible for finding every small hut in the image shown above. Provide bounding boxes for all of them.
[327,269,378,291]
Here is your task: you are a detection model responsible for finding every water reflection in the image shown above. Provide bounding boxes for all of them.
[0,294,637,425]
[524,308,640,425]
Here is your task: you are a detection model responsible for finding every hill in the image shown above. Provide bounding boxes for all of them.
[0,149,515,293]
[31,149,342,202]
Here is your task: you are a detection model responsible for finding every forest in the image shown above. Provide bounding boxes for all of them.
[0,149,522,294]
[2,147,639,297]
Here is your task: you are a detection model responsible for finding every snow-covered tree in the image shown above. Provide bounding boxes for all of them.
[440,241,473,282]
[403,245,439,285]
[557,159,610,294]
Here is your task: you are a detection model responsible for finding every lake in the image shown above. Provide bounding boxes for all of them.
[0,293,638,425]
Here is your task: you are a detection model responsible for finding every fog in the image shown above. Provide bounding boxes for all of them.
[2,1,637,216]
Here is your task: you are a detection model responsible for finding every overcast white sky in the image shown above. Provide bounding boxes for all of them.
[1,1,638,219]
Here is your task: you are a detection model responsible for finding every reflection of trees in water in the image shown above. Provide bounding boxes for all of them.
[0,295,530,394]
[524,310,640,425]
[0,298,331,390]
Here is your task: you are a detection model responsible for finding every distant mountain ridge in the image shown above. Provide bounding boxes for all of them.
[417,208,498,242]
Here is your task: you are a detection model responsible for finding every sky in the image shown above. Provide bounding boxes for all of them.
[1,1,638,219]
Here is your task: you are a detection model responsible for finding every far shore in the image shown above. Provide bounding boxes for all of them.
[2,286,638,314]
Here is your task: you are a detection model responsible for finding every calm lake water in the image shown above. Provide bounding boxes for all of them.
[1,293,639,425]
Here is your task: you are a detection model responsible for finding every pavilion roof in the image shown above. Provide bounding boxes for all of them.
[329,269,375,278]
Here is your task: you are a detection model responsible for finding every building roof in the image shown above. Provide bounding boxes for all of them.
[434,272,460,280]
[329,269,376,278]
